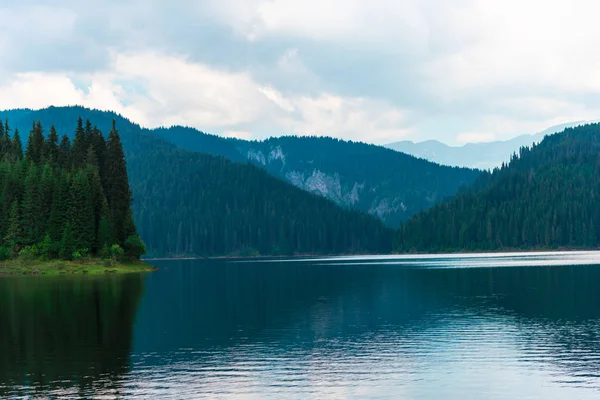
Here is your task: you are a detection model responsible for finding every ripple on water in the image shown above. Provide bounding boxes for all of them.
[5,253,600,399]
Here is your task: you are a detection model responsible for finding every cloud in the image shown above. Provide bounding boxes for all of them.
[0,51,410,143]
[2,0,600,145]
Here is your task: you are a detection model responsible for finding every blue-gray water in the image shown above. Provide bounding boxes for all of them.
[3,251,600,399]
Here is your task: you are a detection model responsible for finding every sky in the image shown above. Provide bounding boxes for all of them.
[1,0,600,145]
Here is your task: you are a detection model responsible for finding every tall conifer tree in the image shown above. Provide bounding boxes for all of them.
[46,125,60,166]
[58,135,71,168]
[11,129,22,161]
[72,117,86,168]
[106,120,133,245]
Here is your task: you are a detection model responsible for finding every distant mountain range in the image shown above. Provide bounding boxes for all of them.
[385,121,595,169]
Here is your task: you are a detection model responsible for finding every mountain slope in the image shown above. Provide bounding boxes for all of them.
[386,122,590,169]
[150,127,481,227]
[394,123,600,252]
[0,107,392,256]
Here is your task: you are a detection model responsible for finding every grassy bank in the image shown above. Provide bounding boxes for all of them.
[0,258,157,276]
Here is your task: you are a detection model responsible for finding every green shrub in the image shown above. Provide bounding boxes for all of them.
[110,244,125,261]
[18,246,38,260]
[37,234,52,260]
[124,235,147,259]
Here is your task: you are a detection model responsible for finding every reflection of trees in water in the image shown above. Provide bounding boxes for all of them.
[407,264,600,381]
[136,260,452,351]
[411,264,600,320]
[0,274,145,398]
[143,261,600,379]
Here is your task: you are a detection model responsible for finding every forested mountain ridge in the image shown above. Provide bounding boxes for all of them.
[0,107,392,257]
[149,127,482,227]
[2,107,481,229]
[395,123,600,252]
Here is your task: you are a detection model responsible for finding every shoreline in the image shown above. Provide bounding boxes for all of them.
[143,247,600,261]
[391,247,600,256]
[143,253,381,261]
[0,259,157,276]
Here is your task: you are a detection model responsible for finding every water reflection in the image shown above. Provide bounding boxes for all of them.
[4,255,600,398]
[131,258,600,399]
[0,274,144,398]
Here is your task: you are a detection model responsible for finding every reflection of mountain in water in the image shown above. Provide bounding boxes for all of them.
[413,265,600,380]
[136,259,600,385]
[0,274,145,398]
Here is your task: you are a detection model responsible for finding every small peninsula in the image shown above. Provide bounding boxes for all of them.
[0,117,151,275]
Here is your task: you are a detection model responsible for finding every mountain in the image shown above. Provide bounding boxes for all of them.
[394,123,600,252]
[149,128,481,227]
[386,122,591,169]
[0,107,392,257]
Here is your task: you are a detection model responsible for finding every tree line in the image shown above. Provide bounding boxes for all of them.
[129,145,394,256]
[0,108,392,258]
[0,118,146,261]
[395,123,600,252]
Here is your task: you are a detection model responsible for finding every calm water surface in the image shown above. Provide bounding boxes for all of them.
[3,252,600,399]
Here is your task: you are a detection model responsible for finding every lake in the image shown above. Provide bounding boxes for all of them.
[3,252,600,399]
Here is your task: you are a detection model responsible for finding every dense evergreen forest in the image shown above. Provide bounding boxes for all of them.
[0,108,393,257]
[151,126,482,227]
[0,118,146,261]
[395,123,600,252]
[130,147,393,256]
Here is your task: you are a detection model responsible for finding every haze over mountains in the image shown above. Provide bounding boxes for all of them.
[386,121,594,169]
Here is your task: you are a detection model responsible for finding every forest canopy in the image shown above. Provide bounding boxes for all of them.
[394,123,600,252]
[0,118,146,261]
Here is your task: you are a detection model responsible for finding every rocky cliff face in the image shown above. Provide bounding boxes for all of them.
[242,144,428,227]
[137,123,480,228]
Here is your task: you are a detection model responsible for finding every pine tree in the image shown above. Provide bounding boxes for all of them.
[59,223,75,260]
[25,121,45,164]
[11,129,22,161]
[47,171,69,256]
[91,126,107,186]
[21,164,43,245]
[46,125,60,165]
[97,197,115,250]
[85,163,104,252]
[106,120,133,245]
[0,120,10,157]
[71,117,87,168]
[67,170,95,251]
[58,135,71,168]
[4,200,22,256]
[0,117,146,261]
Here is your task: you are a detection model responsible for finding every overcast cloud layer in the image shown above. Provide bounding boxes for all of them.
[1,0,599,144]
